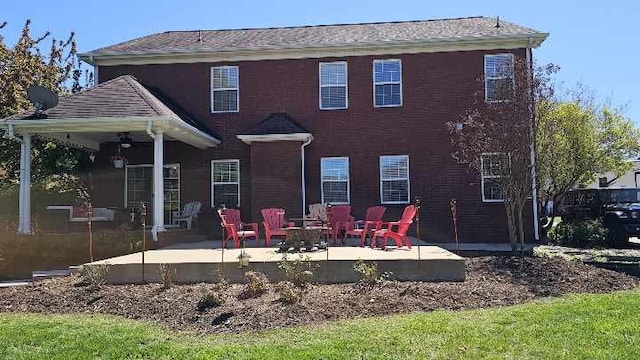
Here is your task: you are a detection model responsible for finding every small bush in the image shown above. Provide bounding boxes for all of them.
[158,263,176,289]
[78,263,110,289]
[197,292,224,311]
[278,254,317,288]
[549,219,608,248]
[353,259,390,286]
[276,281,301,304]
[238,271,269,299]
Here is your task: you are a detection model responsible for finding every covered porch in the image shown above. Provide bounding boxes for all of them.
[0,75,219,238]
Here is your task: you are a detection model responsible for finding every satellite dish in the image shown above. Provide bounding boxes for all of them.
[27,85,59,117]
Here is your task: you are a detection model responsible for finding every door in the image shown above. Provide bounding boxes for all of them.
[125,164,180,226]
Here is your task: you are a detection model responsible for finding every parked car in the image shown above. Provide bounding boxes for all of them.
[557,188,640,246]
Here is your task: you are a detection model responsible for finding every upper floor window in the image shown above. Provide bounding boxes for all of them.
[480,153,505,202]
[211,66,239,113]
[319,62,348,110]
[484,54,514,102]
[373,59,402,107]
[211,159,240,207]
[321,157,350,204]
[380,155,410,204]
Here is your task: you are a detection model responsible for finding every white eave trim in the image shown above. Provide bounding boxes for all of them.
[236,133,313,144]
[0,116,220,149]
[79,33,549,66]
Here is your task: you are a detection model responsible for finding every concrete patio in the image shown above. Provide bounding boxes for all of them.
[86,240,465,284]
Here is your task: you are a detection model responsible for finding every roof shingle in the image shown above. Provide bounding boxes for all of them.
[1,75,220,140]
[240,113,309,136]
[83,16,546,56]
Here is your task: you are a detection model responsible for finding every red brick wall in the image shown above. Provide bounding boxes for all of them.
[96,48,534,243]
[249,141,302,221]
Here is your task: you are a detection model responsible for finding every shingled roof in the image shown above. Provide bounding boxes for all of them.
[81,16,547,59]
[2,75,219,140]
[240,113,309,136]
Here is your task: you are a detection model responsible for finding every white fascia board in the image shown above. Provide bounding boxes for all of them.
[1,116,219,149]
[80,34,549,66]
[236,133,313,144]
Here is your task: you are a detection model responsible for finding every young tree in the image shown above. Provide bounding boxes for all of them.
[0,20,92,194]
[447,56,535,253]
[536,97,640,234]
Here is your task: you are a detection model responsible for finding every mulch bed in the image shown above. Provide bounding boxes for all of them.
[0,256,637,334]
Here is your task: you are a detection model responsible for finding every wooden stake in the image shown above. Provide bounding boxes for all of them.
[87,203,94,263]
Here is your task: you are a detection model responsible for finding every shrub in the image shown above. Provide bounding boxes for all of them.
[275,281,301,304]
[158,263,176,289]
[197,292,223,311]
[238,271,269,300]
[549,219,608,248]
[278,254,317,288]
[353,259,390,286]
[78,263,110,289]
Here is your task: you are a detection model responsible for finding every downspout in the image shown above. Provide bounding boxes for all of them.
[527,41,540,241]
[146,121,155,139]
[6,124,22,143]
[301,135,313,216]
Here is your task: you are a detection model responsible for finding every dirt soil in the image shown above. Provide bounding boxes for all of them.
[1,256,637,334]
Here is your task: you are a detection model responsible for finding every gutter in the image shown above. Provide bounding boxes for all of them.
[527,39,540,241]
[301,135,313,216]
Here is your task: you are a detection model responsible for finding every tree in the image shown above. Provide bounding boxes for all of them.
[536,96,640,234]
[447,56,535,253]
[448,55,640,250]
[0,19,92,196]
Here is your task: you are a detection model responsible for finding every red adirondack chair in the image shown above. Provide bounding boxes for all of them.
[261,208,295,246]
[371,205,417,249]
[217,208,259,248]
[327,205,353,245]
[344,206,386,246]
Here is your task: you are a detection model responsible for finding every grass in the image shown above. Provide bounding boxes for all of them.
[1,290,639,359]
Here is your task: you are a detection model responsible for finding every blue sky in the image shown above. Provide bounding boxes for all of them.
[2,0,638,121]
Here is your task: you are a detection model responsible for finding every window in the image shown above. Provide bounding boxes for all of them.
[481,154,505,202]
[373,59,402,107]
[211,66,239,113]
[321,157,350,204]
[379,155,409,204]
[319,62,348,109]
[211,160,240,207]
[484,54,514,102]
[125,164,180,226]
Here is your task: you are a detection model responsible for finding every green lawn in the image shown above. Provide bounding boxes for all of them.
[1,290,639,359]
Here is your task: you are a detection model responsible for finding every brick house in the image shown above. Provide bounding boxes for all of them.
[2,16,547,243]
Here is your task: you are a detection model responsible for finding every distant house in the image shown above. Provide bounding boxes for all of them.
[1,16,548,243]
[586,160,640,189]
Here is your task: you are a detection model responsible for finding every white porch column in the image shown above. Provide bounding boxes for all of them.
[18,133,32,234]
[152,130,165,238]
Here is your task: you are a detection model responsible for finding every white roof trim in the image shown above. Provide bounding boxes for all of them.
[0,116,220,150]
[80,34,548,66]
[236,133,313,144]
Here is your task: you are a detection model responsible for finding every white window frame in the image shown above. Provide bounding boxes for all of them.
[484,53,514,103]
[379,155,410,204]
[480,153,504,203]
[210,65,239,113]
[211,159,240,208]
[373,59,403,108]
[319,61,348,110]
[320,157,350,204]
